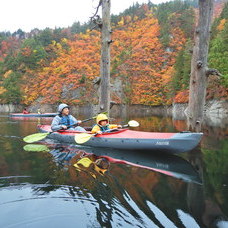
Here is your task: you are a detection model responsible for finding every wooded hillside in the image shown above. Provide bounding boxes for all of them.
[0,0,227,105]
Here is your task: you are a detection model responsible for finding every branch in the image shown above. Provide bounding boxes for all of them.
[93,77,101,85]
[110,101,117,109]
[206,68,222,77]
[90,0,102,21]
[90,15,102,31]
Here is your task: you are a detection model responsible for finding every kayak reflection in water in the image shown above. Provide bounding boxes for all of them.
[73,155,110,178]
[49,145,110,177]
[47,144,202,183]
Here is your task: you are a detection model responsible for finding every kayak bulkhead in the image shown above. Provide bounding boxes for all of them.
[38,125,203,154]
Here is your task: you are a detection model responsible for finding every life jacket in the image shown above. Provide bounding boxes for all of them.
[58,114,75,126]
[98,125,111,132]
[23,110,29,114]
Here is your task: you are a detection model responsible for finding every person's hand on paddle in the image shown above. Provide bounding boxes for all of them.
[61,125,68,130]
[77,120,82,125]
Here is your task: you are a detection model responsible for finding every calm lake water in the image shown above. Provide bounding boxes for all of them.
[0,113,227,228]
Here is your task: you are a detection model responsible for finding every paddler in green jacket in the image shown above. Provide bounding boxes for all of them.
[51,103,86,132]
[91,113,122,134]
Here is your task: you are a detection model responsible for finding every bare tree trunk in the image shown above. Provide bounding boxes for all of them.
[187,0,214,132]
[99,0,111,113]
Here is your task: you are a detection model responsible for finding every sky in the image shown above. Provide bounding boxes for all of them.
[0,0,168,33]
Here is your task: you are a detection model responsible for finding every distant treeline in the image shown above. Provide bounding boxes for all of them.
[0,0,227,105]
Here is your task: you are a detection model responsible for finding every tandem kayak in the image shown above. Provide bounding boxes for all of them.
[10,113,57,118]
[38,125,203,154]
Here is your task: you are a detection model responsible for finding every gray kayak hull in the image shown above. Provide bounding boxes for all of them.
[38,125,203,154]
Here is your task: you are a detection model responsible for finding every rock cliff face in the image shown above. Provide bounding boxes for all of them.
[172,103,188,120]
[0,104,23,113]
[204,100,228,127]
[172,100,228,127]
[205,100,228,117]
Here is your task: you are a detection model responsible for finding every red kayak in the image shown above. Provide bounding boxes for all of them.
[38,125,203,154]
[10,113,57,118]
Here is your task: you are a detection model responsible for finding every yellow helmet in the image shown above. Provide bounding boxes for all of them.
[96,113,109,124]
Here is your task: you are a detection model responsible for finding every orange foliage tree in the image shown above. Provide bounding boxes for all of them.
[22,31,101,105]
[20,7,188,106]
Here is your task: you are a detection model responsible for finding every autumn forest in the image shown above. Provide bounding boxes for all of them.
[0,0,228,106]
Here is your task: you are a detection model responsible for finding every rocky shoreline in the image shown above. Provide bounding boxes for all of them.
[1,100,228,127]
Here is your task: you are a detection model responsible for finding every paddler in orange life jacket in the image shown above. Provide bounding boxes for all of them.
[91,113,122,134]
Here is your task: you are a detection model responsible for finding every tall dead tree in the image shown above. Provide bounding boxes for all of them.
[187,0,220,132]
[99,0,111,113]
[90,0,111,114]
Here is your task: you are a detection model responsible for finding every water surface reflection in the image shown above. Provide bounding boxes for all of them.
[0,143,203,227]
[0,114,227,227]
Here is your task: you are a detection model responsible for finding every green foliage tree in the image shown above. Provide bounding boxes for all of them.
[18,38,48,70]
[53,28,68,42]
[202,139,228,213]
[111,2,141,25]
[12,29,25,39]
[71,21,89,34]
[0,71,22,103]
[0,31,11,43]
[181,39,192,86]
[35,28,53,46]
[0,61,3,73]
[211,2,228,39]
[219,2,228,19]
[3,54,19,72]
[156,0,195,46]
[209,3,228,87]
[171,39,192,93]
[172,49,185,92]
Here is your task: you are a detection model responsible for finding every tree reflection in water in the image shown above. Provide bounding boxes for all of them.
[27,143,210,228]
[187,147,228,228]
[1,115,228,227]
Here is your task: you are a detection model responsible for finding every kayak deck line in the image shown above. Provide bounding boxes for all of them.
[40,125,179,139]
[37,125,203,154]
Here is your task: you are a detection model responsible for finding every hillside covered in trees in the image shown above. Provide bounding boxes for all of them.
[0,0,227,106]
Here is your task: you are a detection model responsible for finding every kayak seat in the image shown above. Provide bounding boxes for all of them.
[105,128,119,133]
[84,127,93,131]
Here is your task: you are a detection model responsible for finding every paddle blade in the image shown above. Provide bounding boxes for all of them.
[23,132,50,143]
[23,144,50,152]
[75,133,93,144]
[128,120,139,127]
